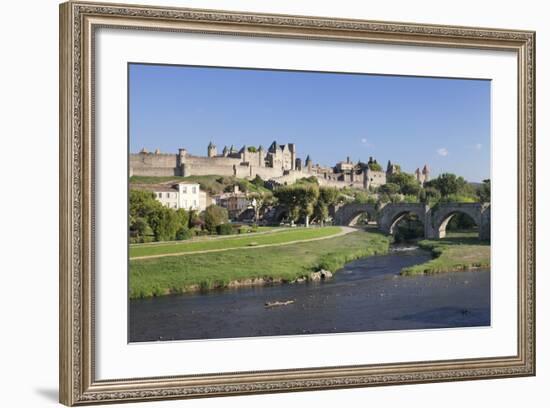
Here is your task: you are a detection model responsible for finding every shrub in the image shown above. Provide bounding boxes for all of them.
[203,205,228,232]
[238,226,251,234]
[216,223,234,235]
[175,227,193,240]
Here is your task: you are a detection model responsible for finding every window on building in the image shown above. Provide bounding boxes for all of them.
[182,186,187,193]
[158,192,162,198]
[192,186,197,194]
[166,192,170,198]
[193,200,197,207]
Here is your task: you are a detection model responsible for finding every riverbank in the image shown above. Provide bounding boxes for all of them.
[129,230,390,298]
[400,232,490,276]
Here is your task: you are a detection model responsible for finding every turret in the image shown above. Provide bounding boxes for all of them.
[422,164,430,176]
[207,141,217,158]
[258,145,265,167]
[288,143,296,170]
[415,168,421,182]
[305,155,312,171]
[421,164,430,184]
[222,146,229,157]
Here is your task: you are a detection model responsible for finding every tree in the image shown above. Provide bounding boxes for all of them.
[274,184,319,226]
[248,191,274,222]
[402,182,421,196]
[130,216,153,243]
[425,173,470,198]
[419,186,441,204]
[477,179,491,203]
[251,174,264,188]
[148,206,179,241]
[319,187,340,207]
[387,172,421,196]
[129,189,192,242]
[368,162,383,171]
[203,205,229,233]
[378,183,400,195]
[297,185,319,227]
[174,209,190,240]
[313,187,339,225]
[129,189,161,220]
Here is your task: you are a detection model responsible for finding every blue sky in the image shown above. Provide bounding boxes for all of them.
[129,64,491,182]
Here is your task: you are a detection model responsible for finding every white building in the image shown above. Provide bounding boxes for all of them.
[146,182,210,211]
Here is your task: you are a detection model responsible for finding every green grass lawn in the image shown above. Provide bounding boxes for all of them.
[129,230,390,298]
[130,226,342,258]
[400,232,490,276]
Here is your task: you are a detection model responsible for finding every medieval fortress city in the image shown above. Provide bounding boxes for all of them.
[130,140,430,191]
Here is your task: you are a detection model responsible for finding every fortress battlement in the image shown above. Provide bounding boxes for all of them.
[130,141,429,190]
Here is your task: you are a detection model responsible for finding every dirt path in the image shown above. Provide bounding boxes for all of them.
[130,226,357,261]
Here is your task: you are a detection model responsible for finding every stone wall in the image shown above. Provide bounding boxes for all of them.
[130,153,180,177]
[182,163,236,177]
[365,169,387,189]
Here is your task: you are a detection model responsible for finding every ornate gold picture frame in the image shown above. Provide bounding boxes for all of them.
[59,1,535,405]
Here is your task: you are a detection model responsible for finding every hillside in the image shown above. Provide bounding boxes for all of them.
[129,175,271,195]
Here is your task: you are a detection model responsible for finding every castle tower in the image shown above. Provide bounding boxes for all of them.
[207,142,217,158]
[305,155,312,172]
[288,143,296,170]
[415,167,421,183]
[178,148,188,176]
[421,164,430,184]
[258,145,265,167]
[222,146,229,157]
[386,160,399,175]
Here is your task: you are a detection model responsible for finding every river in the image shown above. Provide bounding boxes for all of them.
[129,246,490,342]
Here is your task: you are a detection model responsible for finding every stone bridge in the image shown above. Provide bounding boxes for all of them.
[333,202,490,240]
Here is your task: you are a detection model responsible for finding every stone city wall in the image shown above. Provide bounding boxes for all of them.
[130,153,180,177]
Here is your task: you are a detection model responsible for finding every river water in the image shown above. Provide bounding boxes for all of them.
[129,247,490,342]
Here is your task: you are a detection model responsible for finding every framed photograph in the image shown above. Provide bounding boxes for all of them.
[59,1,535,405]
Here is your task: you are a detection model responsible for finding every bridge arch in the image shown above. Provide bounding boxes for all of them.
[333,203,377,226]
[378,203,428,235]
[429,203,487,240]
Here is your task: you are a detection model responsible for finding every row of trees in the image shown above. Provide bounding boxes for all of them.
[274,184,340,226]
[356,172,490,205]
[130,190,231,243]
[130,190,192,243]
